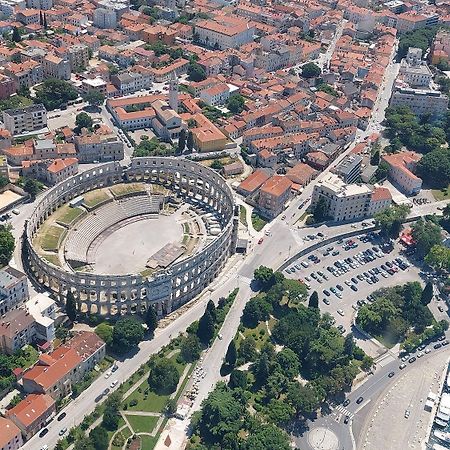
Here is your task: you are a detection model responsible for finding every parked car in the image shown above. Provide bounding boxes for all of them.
[39,428,49,438]
[356,397,364,404]
[343,399,350,407]
[57,412,66,421]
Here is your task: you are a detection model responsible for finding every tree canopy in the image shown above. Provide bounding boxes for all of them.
[226,94,245,114]
[0,225,15,266]
[35,78,78,110]
[82,90,105,107]
[112,318,144,354]
[187,63,206,82]
[374,204,410,238]
[301,62,321,78]
[411,219,442,258]
[148,358,179,394]
[75,112,93,131]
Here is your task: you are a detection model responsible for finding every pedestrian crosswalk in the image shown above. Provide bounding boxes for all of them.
[334,405,354,419]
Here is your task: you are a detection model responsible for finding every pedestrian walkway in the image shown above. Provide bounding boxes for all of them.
[333,405,354,419]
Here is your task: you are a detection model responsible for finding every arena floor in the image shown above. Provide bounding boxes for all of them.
[92,215,183,275]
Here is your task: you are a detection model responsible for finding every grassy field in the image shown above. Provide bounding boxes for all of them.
[83,189,111,208]
[251,212,267,231]
[238,320,270,350]
[199,156,236,167]
[239,205,247,226]
[125,379,169,413]
[140,435,158,450]
[111,426,132,450]
[39,225,65,251]
[55,205,84,226]
[432,185,450,201]
[125,414,158,434]
[42,254,61,267]
[110,183,145,197]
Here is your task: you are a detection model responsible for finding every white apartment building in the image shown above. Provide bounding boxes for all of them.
[111,68,153,95]
[390,87,449,117]
[2,104,47,136]
[311,173,373,222]
[195,17,255,49]
[0,266,29,316]
[93,8,117,29]
[199,83,230,106]
[26,294,56,343]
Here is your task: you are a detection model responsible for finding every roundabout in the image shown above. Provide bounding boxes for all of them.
[307,427,340,450]
[23,157,238,316]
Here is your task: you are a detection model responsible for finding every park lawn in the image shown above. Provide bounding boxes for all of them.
[125,414,158,434]
[21,345,39,368]
[239,205,247,226]
[140,435,158,450]
[125,379,169,413]
[238,321,270,350]
[106,417,126,445]
[42,253,62,267]
[251,212,267,231]
[39,225,65,251]
[55,204,84,226]
[83,189,110,208]
[110,183,145,197]
[432,185,450,201]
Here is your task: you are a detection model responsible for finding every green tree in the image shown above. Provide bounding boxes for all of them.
[0,226,15,265]
[178,128,186,154]
[148,358,180,394]
[23,178,40,200]
[312,196,328,222]
[265,399,294,427]
[75,112,93,130]
[89,426,108,450]
[197,309,214,345]
[0,175,9,189]
[287,382,320,415]
[102,392,122,431]
[412,219,442,258]
[112,318,144,354]
[210,160,223,171]
[12,27,21,43]
[226,94,245,114]
[66,290,77,322]
[416,148,450,189]
[74,437,95,450]
[187,63,206,82]
[206,299,217,322]
[253,265,274,289]
[308,291,319,309]
[302,62,321,78]
[83,90,105,107]
[186,130,194,153]
[180,334,201,363]
[242,296,272,328]
[237,336,257,363]
[421,282,433,306]
[283,278,307,306]
[35,78,78,110]
[229,369,247,389]
[144,305,158,334]
[95,322,113,346]
[225,340,237,367]
[276,348,300,379]
[374,204,410,238]
[374,160,390,181]
[425,245,450,271]
[244,423,290,450]
[196,383,245,444]
[165,398,177,416]
[370,149,380,166]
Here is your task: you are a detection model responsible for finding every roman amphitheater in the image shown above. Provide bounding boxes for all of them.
[23,157,238,316]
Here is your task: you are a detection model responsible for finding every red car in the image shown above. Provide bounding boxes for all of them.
[258,238,264,244]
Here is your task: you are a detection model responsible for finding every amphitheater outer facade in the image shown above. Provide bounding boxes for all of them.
[23,157,239,316]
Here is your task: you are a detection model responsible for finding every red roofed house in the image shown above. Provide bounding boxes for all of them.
[257,149,277,168]
[0,416,23,450]
[367,187,392,215]
[257,175,292,219]
[286,163,318,186]
[6,394,55,440]
[21,158,78,185]
[382,151,422,195]
[237,168,271,197]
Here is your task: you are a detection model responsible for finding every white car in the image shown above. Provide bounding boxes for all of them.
[345,280,352,286]
[110,380,118,388]
[104,370,112,379]
[425,348,431,354]
[337,309,345,316]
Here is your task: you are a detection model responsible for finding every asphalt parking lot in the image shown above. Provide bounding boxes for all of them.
[284,232,421,338]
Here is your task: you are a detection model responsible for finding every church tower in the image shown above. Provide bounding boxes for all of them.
[168,72,179,112]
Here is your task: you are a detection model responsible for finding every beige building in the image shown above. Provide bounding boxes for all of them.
[43,54,71,81]
[257,175,292,219]
[0,308,35,355]
[6,394,55,440]
[0,417,23,450]
[74,127,124,163]
[311,173,373,222]
[382,151,422,195]
[21,158,79,186]
[68,44,90,71]
[2,104,47,136]
[195,16,255,49]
